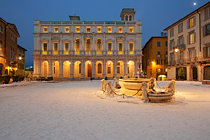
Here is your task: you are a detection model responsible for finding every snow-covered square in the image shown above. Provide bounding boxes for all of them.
[0,80,210,140]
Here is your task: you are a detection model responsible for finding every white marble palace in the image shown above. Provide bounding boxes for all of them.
[33,8,142,79]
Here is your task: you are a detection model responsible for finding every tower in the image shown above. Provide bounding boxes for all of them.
[120,8,135,21]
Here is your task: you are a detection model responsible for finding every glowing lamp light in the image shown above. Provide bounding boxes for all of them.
[69,62,71,64]
[19,56,22,60]
[194,3,196,5]
[89,62,91,64]
[175,48,179,53]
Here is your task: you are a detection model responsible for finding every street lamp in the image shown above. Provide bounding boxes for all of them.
[175,48,179,53]
[19,56,22,60]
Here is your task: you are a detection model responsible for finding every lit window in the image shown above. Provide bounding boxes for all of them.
[64,43,69,54]
[43,43,47,54]
[156,68,162,73]
[98,63,102,74]
[86,39,91,54]
[165,68,168,72]
[76,27,80,33]
[189,17,194,28]
[129,43,134,54]
[108,43,112,54]
[75,39,80,54]
[65,27,69,33]
[53,43,58,54]
[189,32,195,44]
[119,27,123,33]
[118,43,123,54]
[97,27,101,33]
[97,39,102,54]
[54,27,58,33]
[129,27,133,33]
[108,27,112,33]
[86,27,91,33]
[0,41,3,56]
[156,59,162,65]
[43,27,48,33]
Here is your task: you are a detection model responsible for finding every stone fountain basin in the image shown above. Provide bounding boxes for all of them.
[148,92,174,102]
[119,78,150,90]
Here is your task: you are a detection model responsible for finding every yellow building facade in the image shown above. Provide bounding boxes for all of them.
[142,36,168,81]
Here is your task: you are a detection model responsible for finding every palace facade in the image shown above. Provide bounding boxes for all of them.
[33,8,142,79]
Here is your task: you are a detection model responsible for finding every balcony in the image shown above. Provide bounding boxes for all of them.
[173,44,186,51]
[186,57,197,63]
[177,59,186,64]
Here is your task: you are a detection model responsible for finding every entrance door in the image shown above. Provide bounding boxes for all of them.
[204,66,210,80]
[176,67,186,80]
[87,64,92,77]
[192,67,197,80]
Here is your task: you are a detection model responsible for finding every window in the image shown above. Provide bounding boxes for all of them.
[75,39,80,54]
[165,41,168,47]
[108,27,112,33]
[164,68,168,72]
[205,7,210,20]
[178,36,184,45]
[203,47,210,58]
[86,27,91,33]
[170,53,175,61]
[43,43,47,54]
[129,15,132,21]
[97,39,102,54]
[0,41,3,56]
[98,63,102,73]
[170,28,174,37]
[156,68,162,73]
[76,27,80,33]
[10,47,14,61]
[170,40,175,51]
[164,59,168,65]
[117,62,120,74]
[189,32,195,44]
[79,63,81,74]
[97,27,101,33]
[119,43,123,52]
[188,16,196,28]
[129,27,133,33]
[150,69,152,75]
[157,41,161,47]
[64,43,69,54]
[125,15,128,21]
[178,23,183,33]
[108,43,112,54]
[43,27,48,33]
[54,27,58,33]
[205,23,210,36]
[0,25,3,33]
[129,43,134,51]
[165,51,168,57]
[54,43,58,54]
[108,67,111,74]
[157,51,161,57]
[189,49,195,58]
[156,59,162,65]
[65,27,69,33]
[119,27,123,33]
[86,39,91,54]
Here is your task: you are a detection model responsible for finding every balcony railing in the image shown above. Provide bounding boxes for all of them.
[173,44,186,51]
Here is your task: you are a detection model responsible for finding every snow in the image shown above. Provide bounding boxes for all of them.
[0,80,210,140]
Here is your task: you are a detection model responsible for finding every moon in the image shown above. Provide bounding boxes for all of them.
[194,3,196,5]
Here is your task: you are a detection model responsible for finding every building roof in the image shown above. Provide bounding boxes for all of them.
[18,45,27,51]
[143,36,167,50]
[164,1,210,31]
[69,15,80,21]
[0,17,7,25]
[120,8,135,17]
[0,17,20,37]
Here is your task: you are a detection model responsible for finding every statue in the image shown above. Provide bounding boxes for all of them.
[101,79,106,92]
[142,82,149,101]
[165,80,176,95]
[105,81,115,97]
[149,77,156,93]
[113,78,117,88]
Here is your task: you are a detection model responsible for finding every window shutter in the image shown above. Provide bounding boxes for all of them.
[203,47,207,58]
[177,39,179,46]
[187,19,189,29]
[187,50,190,59]
[194,32,196,43]
[182,37,184,44]
[187,35,189,44]
[194,49,196,58]
[193,16,196,26]
[169,43,171,50]
[203,26,206,37]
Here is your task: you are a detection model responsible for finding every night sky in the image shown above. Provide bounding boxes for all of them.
[0,0,209,67]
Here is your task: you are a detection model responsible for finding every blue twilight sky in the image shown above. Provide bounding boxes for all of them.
[0,0,209,67]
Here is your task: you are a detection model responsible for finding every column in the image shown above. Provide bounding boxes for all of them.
[81,59,85,78]
[59,59,63,78]
[113,59,117,78]
[82,34,84,51]
[71,34,74,51]
[70,60,74,78]
[135,60,138,76]
[49,59,52,76]
[186,66,191,81]
[38,59,41,76]
[92,60,95,78]
[124,60,128,76]
[103,59,106,78]
[197,65,202,82]
[92,35,95,51]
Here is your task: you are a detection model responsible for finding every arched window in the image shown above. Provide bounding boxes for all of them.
[0,41,3,56]
[86,39,91,52]
[97,39,102,52]
[125,15,128,21]
[75,39,80,51]
[98,63,102,74]
[129,15,132,21]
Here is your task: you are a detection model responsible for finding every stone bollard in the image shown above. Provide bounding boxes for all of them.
[142,82,149,101]
[101,79,105,91]
[114,78,117,88]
